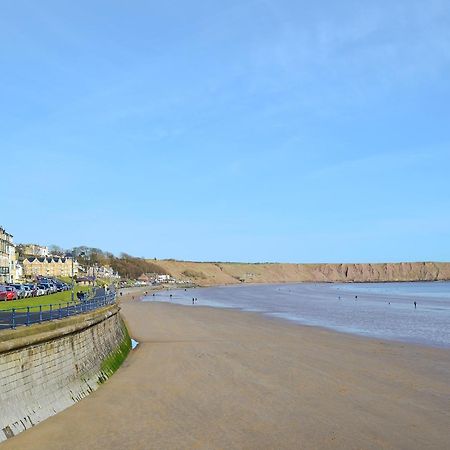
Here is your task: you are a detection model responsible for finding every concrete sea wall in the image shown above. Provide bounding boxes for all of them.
[0,305,130,442]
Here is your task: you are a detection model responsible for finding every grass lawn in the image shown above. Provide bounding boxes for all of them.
[0,285,92,311]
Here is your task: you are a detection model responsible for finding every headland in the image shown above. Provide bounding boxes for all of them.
[152,260,450,285]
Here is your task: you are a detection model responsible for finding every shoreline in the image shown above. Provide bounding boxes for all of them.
[143,281,450,350]
[147,299,450,351]
[3,297,449,449]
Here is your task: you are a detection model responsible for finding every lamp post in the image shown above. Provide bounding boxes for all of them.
[71,256,74,302]
[70,250,85,302]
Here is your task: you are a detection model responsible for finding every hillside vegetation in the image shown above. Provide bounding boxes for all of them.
[46,246,168,279]
[152,260,450,286]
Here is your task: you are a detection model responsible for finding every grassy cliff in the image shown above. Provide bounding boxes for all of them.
[151,260,450,286]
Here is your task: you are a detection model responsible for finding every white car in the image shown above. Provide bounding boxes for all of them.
[37,287,46,296]
[37,285,49,295]
[22,286,32,297]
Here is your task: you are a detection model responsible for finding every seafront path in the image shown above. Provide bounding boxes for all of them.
[2,289,450,449]
[0,287,109,329]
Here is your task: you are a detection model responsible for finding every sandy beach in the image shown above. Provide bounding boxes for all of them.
[3,295,450,450]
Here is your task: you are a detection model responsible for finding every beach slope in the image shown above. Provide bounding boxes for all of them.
[3,300,450,449]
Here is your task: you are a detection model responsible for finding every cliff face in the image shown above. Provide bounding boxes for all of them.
[153,260,450,286]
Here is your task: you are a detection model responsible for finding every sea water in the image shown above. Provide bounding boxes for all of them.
[143,282,450,348]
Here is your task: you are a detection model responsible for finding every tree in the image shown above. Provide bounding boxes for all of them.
[49,245,65,256]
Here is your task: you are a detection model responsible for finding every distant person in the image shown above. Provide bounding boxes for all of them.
[170,294,172,299]
[192,298,195,305]
[414,301,417,309]
[120,292,123,297]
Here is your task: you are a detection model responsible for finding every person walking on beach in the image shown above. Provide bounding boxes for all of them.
[192,298,195,305]
[414,301,417,309]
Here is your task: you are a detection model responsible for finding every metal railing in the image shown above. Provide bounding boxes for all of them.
[0,290,116,330]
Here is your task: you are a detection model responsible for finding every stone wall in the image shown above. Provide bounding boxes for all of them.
[0,305,130,442]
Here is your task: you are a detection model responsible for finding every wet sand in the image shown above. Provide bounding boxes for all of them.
[159,282,450,348]
[3,297,450,449]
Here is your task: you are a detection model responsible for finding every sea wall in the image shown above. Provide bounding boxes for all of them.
[0,305,130,442]
[153,260,450,286]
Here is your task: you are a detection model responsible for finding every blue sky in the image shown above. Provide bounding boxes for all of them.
[1,0,449,262]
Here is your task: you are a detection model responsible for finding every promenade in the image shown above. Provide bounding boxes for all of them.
[2,294,450,449]
[0,288,111,330]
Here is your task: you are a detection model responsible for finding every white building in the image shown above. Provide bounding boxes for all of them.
[156,274,175,284]
[14,261,23,282]
[85,265,120,280]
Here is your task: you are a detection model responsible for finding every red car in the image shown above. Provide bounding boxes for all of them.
[0,285,17,301]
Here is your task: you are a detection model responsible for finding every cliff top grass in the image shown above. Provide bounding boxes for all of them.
[152,259,450,286]
[0,285,91,311]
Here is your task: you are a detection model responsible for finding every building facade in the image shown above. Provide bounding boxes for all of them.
[0,227,15,283]
[22,244,49,257]
[86,265,119,280]
[22,257,80,279]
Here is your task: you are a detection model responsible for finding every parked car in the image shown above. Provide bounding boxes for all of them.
[37,284,50,295]
[10,284,26,299]
[36,278,70,294]
[20,285,30,297]
[23,284,36,297]
[35,286,46,296]
[0,286,10,301]
[54,282,66,292]
[0,286,18,301]
[5,286,18,300]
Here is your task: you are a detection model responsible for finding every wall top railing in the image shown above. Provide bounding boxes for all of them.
[0,289,116,330]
